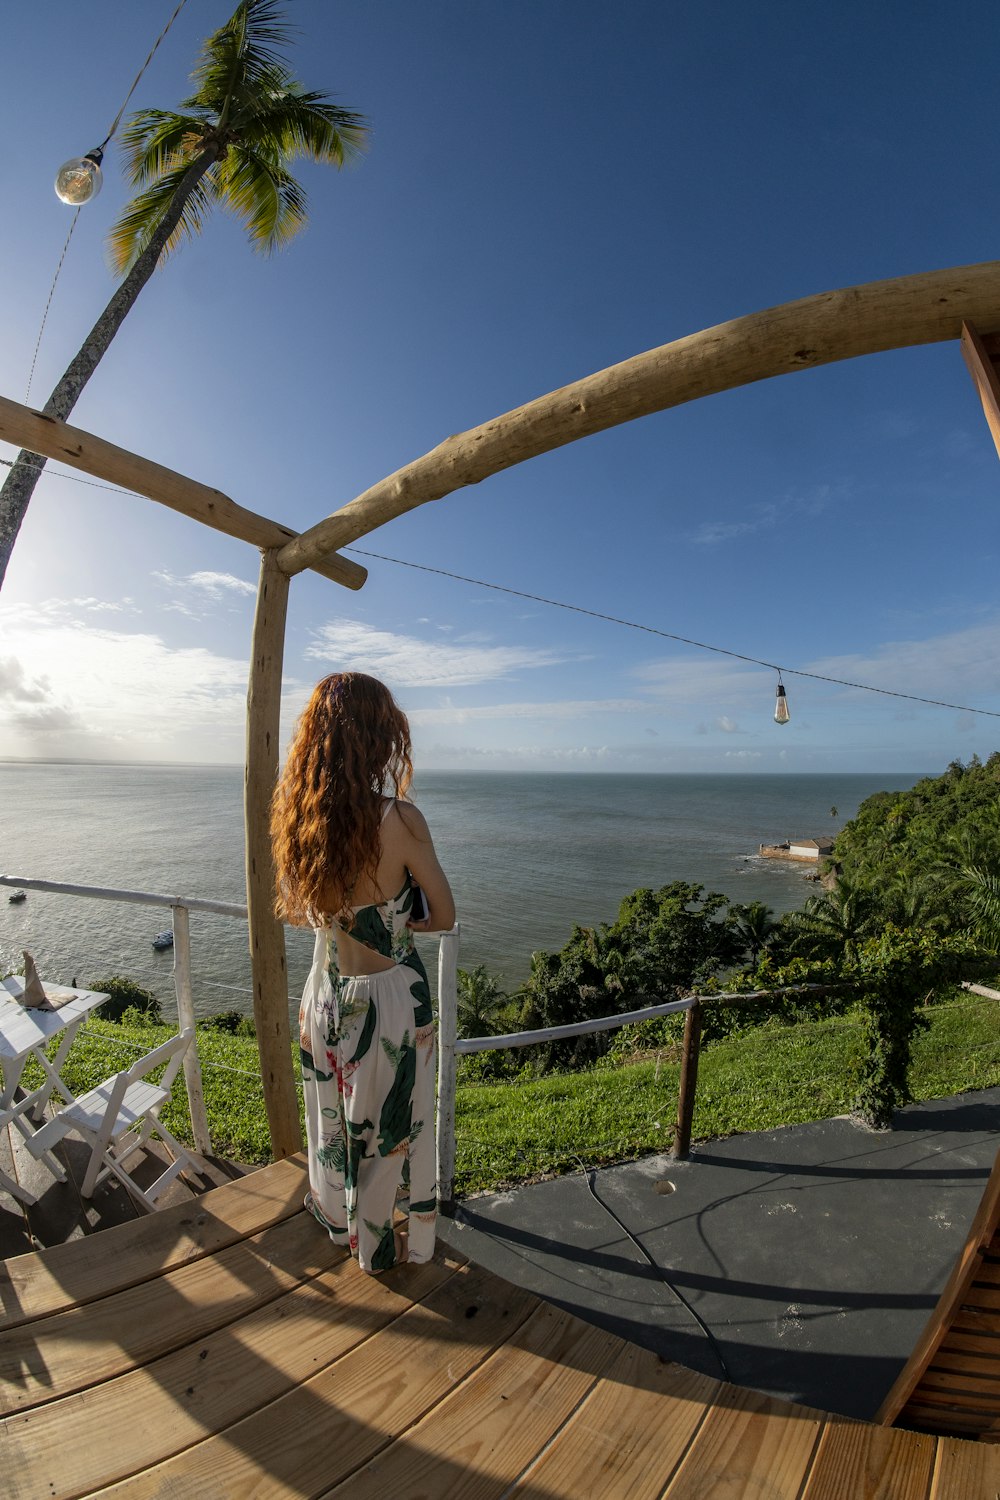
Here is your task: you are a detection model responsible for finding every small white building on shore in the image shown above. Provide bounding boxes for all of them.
[759,836,835,862]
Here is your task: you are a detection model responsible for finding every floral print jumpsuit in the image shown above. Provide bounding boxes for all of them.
[299,876,437,1273]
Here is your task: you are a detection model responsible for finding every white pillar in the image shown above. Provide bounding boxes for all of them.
[435,925,460,1207]
[171,904,212,1156]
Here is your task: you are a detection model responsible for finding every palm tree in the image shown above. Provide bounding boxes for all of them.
[456,965,510,1039]
[0,0,366,589]
[788,875,880,962]
[731,900,779,966]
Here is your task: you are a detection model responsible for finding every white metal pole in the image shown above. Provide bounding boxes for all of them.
[435,924,459,1208]
[171,904,212,1156]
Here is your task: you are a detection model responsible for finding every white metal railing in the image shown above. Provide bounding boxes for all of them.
[0,873,251,1155]
[1,873,462,1178]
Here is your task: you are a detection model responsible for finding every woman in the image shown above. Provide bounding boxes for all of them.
[271,672,455,1273]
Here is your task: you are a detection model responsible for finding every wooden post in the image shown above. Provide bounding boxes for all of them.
[0,395,366,590]
[435,925,460,1208]
[245,549,301,1160]
[673,1000,703,1160]
[278,261,1000,576]
[960,321,1000,461]
[170,904,212,1156]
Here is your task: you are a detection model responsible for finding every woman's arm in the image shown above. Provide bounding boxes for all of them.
[395,802,456,931]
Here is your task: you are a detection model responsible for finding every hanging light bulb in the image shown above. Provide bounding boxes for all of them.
[54,148,104,205]
[774,676,790,726]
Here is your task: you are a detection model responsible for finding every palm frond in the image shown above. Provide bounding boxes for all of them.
[108,0,367,276]
[189,0,298,116]
[117,109,213,187]
[248,89,369,165]
[217,147,307,251]
[107,162,219,277]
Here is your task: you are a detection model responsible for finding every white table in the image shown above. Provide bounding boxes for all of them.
[0,979,109,1204]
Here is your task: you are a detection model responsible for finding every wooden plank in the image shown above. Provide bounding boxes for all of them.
[662,1386,824,1499]
[84,1259,534,1500]
[510,1345,721,1499]
[910,1369,1000,1404]
[932,1346,1000,1379]
[878,1149,1000,1425]
[902,1400,1000,1438]
[961,321,1000,461]
[0,393,366,590]
[279,261,1000,576]
[950,1283,1000,1311]
[0,1155,308,1328]
[0,1209,343,1412]
[319,1303,622,1499]
[930,1434,1000,1498]
[0,1252,464,1500]
[800,1415,936,1500]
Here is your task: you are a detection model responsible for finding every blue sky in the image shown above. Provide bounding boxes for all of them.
[1,0,999,772]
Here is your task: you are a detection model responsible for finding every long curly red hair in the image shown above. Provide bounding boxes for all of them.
[270,673,413,927]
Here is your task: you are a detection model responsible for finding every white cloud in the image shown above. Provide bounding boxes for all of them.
[803,620,1000,704]
[633,656,772,706]
[0,656,51,704]
[632,618,1000,720]
[0,609,249,760]
[153,569,256,600]
[305,619,567,688]
[689,486,834,546]
[408,697,649,725]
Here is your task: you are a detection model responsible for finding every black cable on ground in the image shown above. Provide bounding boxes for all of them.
[570,1152,732,1381]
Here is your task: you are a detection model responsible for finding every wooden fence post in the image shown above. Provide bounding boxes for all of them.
[673,1000,703,1160]
[245,548,301,1160]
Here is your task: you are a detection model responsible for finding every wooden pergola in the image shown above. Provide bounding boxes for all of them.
[3,259,1000,1158]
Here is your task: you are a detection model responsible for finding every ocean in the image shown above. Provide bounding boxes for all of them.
[0,764,926,1019]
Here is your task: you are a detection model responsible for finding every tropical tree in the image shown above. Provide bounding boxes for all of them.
[455,964,510,1039]
[0,0,366,589]
[730,900,780,966]
[786,874,882,962]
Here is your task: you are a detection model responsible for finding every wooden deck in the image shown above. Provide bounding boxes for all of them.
[1,1154,998,1499]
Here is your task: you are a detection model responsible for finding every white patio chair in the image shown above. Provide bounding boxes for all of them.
[26,1027,206,1211]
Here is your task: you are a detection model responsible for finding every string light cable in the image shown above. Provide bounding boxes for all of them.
[2,455,997,720]
[24,0,191,402]
[344,544,1000,720]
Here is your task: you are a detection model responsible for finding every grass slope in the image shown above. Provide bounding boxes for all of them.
[22,991,1000,1196]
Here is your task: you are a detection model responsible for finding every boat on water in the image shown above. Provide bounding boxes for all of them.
[152,930,174,951]
[8,890,26,904]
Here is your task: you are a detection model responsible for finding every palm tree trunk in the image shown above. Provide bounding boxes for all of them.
[0,146,220,591]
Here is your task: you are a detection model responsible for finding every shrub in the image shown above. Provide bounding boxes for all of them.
[200,1009,257,1038]
[90,974,163,1024]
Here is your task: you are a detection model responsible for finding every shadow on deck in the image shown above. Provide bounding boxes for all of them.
[2,1104,1000,1495]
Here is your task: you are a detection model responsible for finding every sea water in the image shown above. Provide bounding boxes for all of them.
[0,764,925,1018]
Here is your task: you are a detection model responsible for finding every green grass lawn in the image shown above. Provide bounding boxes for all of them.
[22,990,1000,1196]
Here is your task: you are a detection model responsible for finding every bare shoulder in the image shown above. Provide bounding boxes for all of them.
[391,798,433,843]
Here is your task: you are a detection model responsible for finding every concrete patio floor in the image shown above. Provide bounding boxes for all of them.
[440,1085,1000,1422]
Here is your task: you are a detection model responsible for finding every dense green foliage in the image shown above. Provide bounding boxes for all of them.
[90,974,163,1025]
[458,756,1000,1128]
[815,753,1000,947]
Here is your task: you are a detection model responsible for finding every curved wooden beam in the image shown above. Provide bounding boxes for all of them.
[279,259,1000,576]
[0,395,366,591]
